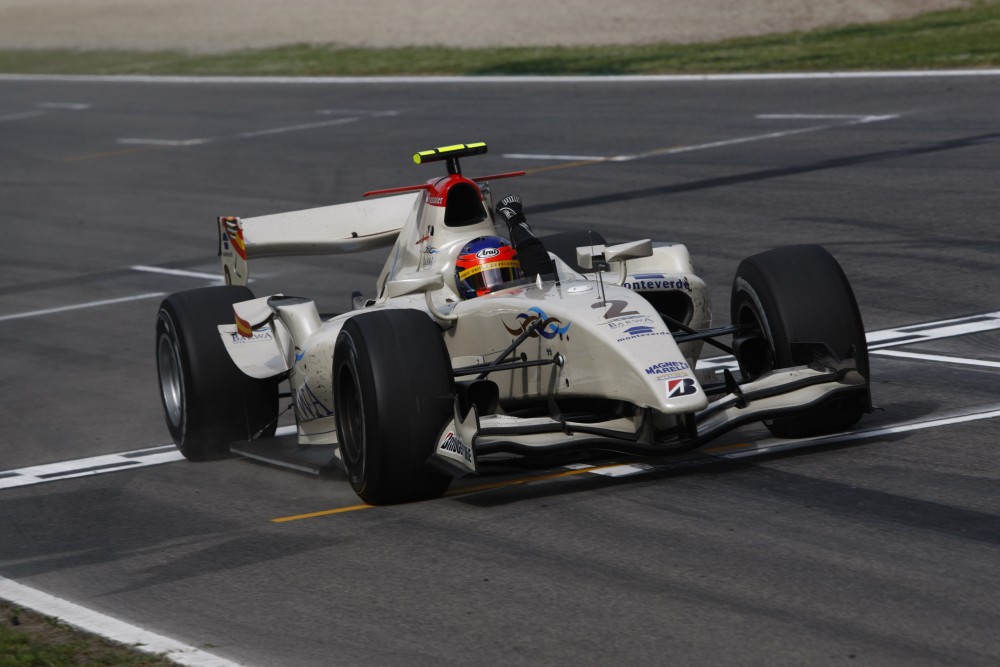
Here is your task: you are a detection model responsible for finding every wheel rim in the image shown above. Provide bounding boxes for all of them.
[734,303,774,380]
[157,332,183,428]
[336,362,365,471]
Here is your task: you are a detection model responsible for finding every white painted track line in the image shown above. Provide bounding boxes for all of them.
[0,426,296,490]
[505,152,608,161]
[0,110,46,122]
[36,102,91,110]
[131,265,225,281]
[0,576,245,667]
[0,292,165,322]
[715,405,1000,459]
[504,114,899,163]
[0,447,185,490]
[118,115,367,148]
[0,103,91,123]
[701,310,1000,370]
[868,310,1000,349]
[871,349,1000,369]
[3,70,1000,85]
[755,113,894,120]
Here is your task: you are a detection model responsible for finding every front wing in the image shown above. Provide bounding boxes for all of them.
[428,364,866,477]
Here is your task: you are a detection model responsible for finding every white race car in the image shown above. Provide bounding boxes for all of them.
[155,142,870,504]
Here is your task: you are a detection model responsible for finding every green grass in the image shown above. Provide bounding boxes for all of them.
[1,602,177,667]
[1,1,999,76]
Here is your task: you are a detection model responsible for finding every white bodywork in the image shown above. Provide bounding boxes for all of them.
[214,169,861,472]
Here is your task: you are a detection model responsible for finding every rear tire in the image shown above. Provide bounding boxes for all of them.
[156,286,279,460]
[333,309,454,504]
[730,245,870,438]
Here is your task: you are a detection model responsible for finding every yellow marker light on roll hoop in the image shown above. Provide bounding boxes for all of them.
[413,150,436,164]
[412,142,488,165]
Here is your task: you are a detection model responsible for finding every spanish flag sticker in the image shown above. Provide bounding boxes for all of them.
[235,309,253,338]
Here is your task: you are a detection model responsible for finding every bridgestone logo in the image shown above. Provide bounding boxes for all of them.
[439,432,473,463]
[667,378,698,398]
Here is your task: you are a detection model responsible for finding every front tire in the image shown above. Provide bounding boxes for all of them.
[730,245,870,438]
[333,309,453,504]
[156,286,279,460]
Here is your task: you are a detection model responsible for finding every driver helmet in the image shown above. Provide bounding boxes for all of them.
[454,236,522,299]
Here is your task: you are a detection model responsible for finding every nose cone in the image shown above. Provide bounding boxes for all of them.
[451,280,707,414]
[560,288,708,413]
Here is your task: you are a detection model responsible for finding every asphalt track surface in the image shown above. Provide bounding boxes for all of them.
[1,73,999,666]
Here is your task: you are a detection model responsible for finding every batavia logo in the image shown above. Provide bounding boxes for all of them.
[230,325,273,343]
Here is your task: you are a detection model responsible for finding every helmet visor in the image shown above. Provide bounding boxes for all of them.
[458,259,521,296]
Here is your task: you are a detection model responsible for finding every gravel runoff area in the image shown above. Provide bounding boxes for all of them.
[0,0,972,53]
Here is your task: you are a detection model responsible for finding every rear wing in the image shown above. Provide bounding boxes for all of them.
[217,192,421,286]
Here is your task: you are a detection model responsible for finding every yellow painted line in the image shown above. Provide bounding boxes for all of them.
[269,462,632,522]
[271,503,373,522]
[703,442,755,454]
[444,464,602,495]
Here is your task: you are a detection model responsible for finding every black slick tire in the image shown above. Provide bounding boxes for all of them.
[156,286,279,460]
[333,309,454,504]
[730,245,870,438]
